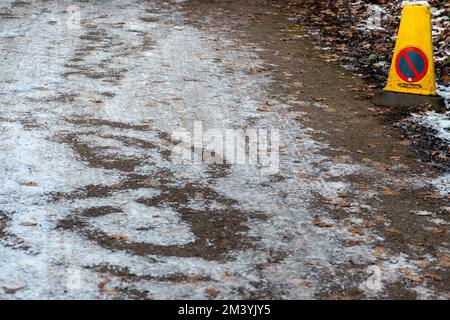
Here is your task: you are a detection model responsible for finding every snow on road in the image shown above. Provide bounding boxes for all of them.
[0,0,445,299]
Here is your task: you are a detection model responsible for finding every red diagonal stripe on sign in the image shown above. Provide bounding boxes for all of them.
[402,52,420,78]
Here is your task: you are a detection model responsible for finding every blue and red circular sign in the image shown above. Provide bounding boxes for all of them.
[395,47,428,83]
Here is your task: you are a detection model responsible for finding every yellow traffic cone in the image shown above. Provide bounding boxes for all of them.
[374,2,445,112]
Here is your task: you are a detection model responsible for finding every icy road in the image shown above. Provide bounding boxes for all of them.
[0,0,448,299]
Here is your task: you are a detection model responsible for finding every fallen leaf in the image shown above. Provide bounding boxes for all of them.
[374,246,384,259]
[185,275,205,283]
[194,192,204,200]
[424,273,442,281]
[109,234,128,241]
[101,159,116,164]
[437,257,450,268]
[386,227,400,234]
[287,24,301,32]
[204,288,220,298]
[380,186,400,196]
[347,226,364,236]
[98,276,109,294]
[332,157,347,164]
[427,194,450,199]
[336,201,352,208]
[3,286,25,294]
[430,227,444,234]
[313,218,334,228]
[20,221,37,227]
[337,193,350,198]
[19,182,37,187]
[416,260,429,268]
[161,139,174,146]
[256,102,271,112]
[404,274,423,282]
[362,219,375,227]
[296,172,309,180]
[106,289,119,298]
[255,262,272,270]
[141,118,154,124]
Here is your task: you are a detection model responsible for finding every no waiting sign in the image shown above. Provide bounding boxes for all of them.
[395,47,429,83]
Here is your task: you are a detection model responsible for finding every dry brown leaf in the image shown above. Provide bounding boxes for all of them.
[437,257,450,268]
[336,201,352,208]
[220,272,231,280]
[337,193,350,198]
[19,182,37,187]
[424,273,442,281]
[430,227,445,234]
[404,274,423,282]
[332,157,347,164]
[415,260,429,268]
[287,24,301,32]
[256,102,271,112]
[101,159,116,164]
[374,246,384,259]
[3,286,25,294]
[20,221,37,227]
[347,226,364,236]
[427,194,450,199]
[109,234,128,241]
[204,288,220,298]
[98,277,109,294]
[386,227,400,234]
[362,219,375,227]
[194,192,204,200]
[255,262,272,270]
[141,118,154,125]
[296,172,309,180]
[106,289,118,298]
[312,218,334,228]
[185,275,205,283]
[161,139,174,146]
[380,186,400,196]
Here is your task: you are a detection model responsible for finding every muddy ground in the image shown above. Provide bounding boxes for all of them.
[0,0,448,299]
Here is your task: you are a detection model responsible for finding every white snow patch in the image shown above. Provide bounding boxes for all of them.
[412,110,450,143]
[402,1,430,7]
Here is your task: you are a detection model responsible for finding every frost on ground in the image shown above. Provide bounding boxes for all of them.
[0,0,448,299]
[411,84,450,152]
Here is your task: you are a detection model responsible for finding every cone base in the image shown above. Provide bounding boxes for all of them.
[373,90,446,113]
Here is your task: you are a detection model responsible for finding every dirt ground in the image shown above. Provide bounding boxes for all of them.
[0,0,448,299]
